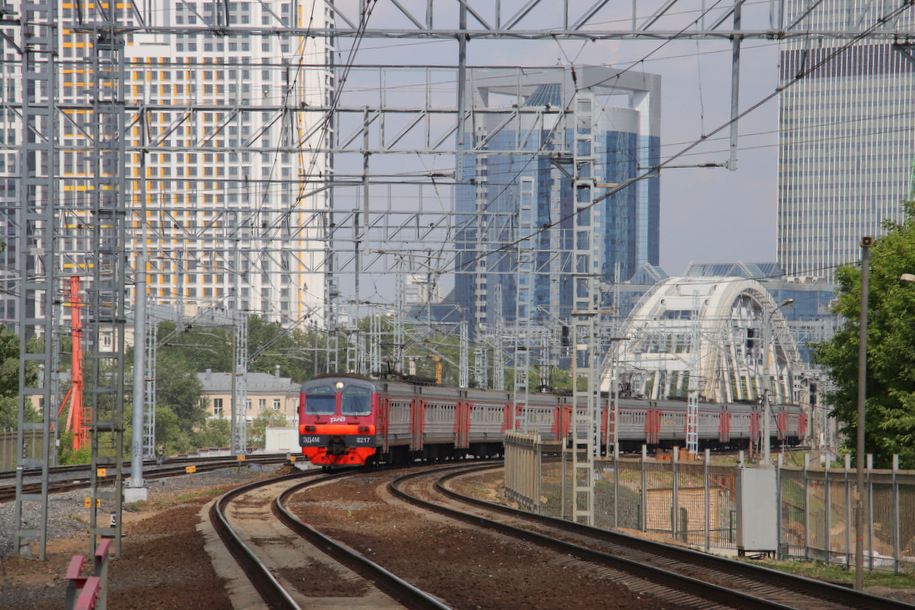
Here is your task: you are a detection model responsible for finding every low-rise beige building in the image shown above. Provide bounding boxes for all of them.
[197,368,300,425]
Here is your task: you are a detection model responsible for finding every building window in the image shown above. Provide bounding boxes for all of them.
[273,399,281,411]
[259,398,266,411]
[213,398,223,416]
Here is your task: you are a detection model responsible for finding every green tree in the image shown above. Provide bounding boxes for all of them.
[812,202,915,469]
[58,431,91,465]
[247,409,290,447]
[155,320,232,372]
[195,416,231,449]
[155,350,206,439]
[154,404,194,454]
[0,326,39,429]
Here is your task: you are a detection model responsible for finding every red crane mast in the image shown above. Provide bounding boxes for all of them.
[57,276,87,450]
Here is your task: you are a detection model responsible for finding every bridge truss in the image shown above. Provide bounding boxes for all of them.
[601,276,804,410]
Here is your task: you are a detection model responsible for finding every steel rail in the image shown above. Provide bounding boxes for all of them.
[0,454,290,502]
[274,471,450,610]
[390,465,803,610]
[209,469,318,610]
[433,464,915,610]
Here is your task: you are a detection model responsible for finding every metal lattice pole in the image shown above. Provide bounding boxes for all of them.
[12,0,58,559]
[686,291,701,456]
[493,284,504,391]
[233,312,248,454]
[570,91,600,526]
[459,319,469,389]
[473,345,488,389]
[393,268,405,375]
[513,177,535,431]
[143,318,157,458]
[87,11,128,558]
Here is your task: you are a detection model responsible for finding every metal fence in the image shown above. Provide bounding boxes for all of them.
[0,429,48,471]
[780,454,915,572]
[505,438,915,574]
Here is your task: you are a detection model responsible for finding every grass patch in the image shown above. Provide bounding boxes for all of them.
[176,492,198,501]
[751,559,915,589]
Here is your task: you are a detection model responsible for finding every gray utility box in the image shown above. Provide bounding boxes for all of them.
[736,467,778,557]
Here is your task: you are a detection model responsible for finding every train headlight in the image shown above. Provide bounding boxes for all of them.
[304,425,316,433]
[335,381,345,390]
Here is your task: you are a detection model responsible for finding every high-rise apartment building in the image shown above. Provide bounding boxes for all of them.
[1,1,332,329]
[454,66,660,336]
[777,2,915,281]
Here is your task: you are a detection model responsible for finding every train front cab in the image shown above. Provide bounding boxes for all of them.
[299,378,379,466]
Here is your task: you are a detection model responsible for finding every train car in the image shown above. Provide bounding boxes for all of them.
[298,374,807,467]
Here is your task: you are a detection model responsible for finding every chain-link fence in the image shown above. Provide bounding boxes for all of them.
[780,455,915,572]
[506,442,915,574]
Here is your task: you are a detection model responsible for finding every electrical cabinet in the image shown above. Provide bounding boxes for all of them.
[736,467,778,556]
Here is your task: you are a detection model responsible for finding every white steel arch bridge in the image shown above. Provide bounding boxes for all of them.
[601,277,803,405]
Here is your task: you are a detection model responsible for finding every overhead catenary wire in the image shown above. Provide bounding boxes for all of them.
[454,0,915,274]
[5,3,912,328]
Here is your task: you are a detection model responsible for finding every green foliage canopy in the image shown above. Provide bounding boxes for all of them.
[0,325,39,429]
[247,409,289,447]
[155,349,206,437]
[812,202,915,469]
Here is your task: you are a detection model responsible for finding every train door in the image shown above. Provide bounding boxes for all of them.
[379,396,390,454]
[412,398,425,452]
[454,400,469,449]
[718,410,731,444]
[645,405,661,445]
[550,405,562,442]
[749,411,761,452]
[776,411,787,441]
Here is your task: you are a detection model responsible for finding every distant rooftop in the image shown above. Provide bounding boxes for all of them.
[683,262,785,280]
[629,264,669,285]
[198,369,299,394]
[523,83,562,108]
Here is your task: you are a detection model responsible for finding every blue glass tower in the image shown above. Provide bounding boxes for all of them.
[454,66,660,336]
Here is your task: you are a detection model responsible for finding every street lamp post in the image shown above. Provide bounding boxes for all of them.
[854,237,873,591]
[762,298,794,465]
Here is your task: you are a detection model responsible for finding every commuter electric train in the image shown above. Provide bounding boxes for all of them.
[297,374,806,467]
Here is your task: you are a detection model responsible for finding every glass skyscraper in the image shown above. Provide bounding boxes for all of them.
[777,1,915,281]
[454,66,660,336]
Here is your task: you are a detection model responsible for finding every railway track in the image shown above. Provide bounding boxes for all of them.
[0,454,289,502]
[278,463,717,608]
[210,467,443,609]
[397,464,914,610]
[272,463,913,609]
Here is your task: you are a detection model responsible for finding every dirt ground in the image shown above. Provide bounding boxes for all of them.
[0,473,243,610]
[2,466,914,609]
[0,500,233,610]
[287,469,694,609]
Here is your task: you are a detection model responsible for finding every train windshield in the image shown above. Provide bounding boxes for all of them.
[304,385,336,415]
[340,385,372,416]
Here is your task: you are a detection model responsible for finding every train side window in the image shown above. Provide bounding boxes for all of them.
[392,401,409,422]
[341,385,372,416]
[304,385,336,415]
